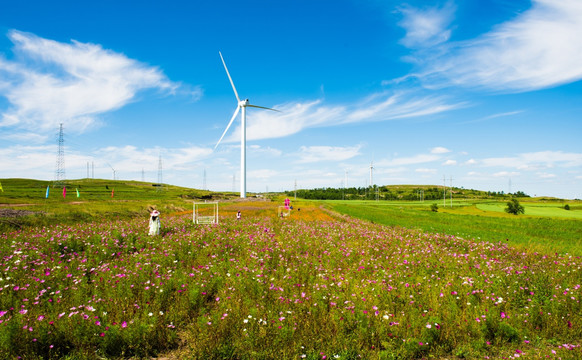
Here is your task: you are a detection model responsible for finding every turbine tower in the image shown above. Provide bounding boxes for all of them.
[107,163,117,180]
[214,51,279,198]
[369,160,374,188]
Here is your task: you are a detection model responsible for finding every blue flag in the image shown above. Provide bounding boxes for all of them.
[45,186,49,199]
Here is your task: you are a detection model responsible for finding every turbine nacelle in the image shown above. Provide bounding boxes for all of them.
[240,99,250,107]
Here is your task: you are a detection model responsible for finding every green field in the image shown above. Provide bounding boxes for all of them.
[476,201,582,219]
[322,200,582,255]
[0,178,236,231]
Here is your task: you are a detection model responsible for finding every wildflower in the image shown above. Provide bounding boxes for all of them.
[426,324,432,329]
[148,312,153,317]
[121,321,127,328]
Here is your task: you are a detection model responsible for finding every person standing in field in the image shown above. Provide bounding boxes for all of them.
[149,210,161,235]
[236,210,241,220]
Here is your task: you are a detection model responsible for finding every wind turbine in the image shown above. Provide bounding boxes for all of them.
[107,163,117,180]
[214,51,279,198]
[369,160,374,188]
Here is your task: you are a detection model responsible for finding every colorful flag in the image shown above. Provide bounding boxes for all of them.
[76,188,80,198]
[63,187,66,199]
[45,186,49,199]
[111,188,114,198]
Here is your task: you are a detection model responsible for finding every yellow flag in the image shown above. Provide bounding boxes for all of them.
[0,182,3,192]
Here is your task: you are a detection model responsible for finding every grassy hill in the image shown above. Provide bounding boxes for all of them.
[0,178,238,231]
[287,184,537,201]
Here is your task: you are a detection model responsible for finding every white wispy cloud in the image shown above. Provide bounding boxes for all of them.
[0,143,213,180]
[223,92,464,142]
[379,153,441,167]
[397,1,455,48]
[442,159,457,166]
[249,145,283,157]
[295,145,362,164]
[415,168,437,174]
[0,30,179,135]
[481,151,582,170]
[431,146,450,154]
[409,0,582,92]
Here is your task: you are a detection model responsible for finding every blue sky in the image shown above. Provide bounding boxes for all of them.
[1,0,581,199]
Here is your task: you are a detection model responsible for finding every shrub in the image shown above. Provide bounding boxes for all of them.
[564,204,570,210]
[430,203,438,212]
[505,198,524,215]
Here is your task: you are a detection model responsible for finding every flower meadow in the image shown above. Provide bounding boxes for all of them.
[0,208,581,359]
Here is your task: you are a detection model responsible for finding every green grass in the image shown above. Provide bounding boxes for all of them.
[476,201,582,219]
[324,200,582,255]
[2,207,581,359]
[0,178,237,232]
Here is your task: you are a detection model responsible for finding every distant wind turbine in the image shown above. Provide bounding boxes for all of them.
[369,160,374,187]
[214,51,279,198]
[107,163,117,180]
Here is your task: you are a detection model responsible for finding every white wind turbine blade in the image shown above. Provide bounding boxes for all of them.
[247,104,281,112]
[219,52,240,103]
[214,106,241,149]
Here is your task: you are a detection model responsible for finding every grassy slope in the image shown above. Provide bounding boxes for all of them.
[0,178,235,231]
[324,201,582,255]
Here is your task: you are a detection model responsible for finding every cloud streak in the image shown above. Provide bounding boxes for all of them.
[222,92,465,143]
[0,30,178,135]
[295,145,362,164]
[406,0,582,92]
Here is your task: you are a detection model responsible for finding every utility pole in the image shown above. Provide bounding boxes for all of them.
[294,179,297,200]
[55,123,65,187]
[449,176,454,207]
[443,175,446,207]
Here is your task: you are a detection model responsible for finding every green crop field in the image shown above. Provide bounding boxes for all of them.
[322,200,582,255]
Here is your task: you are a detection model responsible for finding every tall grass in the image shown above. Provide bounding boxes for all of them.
[1,209,581,359]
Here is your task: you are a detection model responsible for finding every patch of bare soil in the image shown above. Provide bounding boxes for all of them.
[0,208,39,218]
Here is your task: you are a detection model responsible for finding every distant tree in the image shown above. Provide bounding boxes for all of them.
[564,204,570,210]
[505,198,525,215]
[430,203,438,212]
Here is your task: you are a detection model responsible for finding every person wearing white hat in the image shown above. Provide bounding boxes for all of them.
[149,210,161,236]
